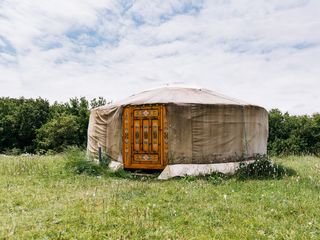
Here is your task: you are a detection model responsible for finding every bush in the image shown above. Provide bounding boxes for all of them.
[235,155,296,180]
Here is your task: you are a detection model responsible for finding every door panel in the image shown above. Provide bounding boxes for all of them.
[142,119,149,152]
[152,119,159,152]
[133,120,141,152]
[123,105,167,169]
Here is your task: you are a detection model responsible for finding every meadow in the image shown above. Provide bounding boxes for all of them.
[0,154,320,239]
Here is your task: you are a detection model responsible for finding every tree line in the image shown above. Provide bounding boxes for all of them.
[268,109,320,156]
[0,97,106,154]
[0,97,319,155]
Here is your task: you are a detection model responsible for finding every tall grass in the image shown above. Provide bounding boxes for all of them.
[64,147,133,179]
[0,154,62,177]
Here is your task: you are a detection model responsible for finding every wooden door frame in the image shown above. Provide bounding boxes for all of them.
[122,104,168,170]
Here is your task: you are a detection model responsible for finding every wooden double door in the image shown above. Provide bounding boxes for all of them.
[122,105,168,169]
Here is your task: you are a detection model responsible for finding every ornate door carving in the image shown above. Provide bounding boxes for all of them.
[122,105,168,169]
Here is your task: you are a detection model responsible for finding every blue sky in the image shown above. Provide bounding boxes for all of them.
[0,0,319,114]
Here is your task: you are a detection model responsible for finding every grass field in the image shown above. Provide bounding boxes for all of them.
[0,154,320,239]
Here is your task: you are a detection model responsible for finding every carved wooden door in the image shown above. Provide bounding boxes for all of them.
[122,105,168,169]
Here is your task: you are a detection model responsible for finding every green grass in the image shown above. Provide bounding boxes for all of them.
[0,154,320,239]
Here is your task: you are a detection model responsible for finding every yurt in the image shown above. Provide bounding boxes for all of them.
[87,87,268,179]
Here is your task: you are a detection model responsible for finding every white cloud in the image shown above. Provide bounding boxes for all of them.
[0,0,319,114]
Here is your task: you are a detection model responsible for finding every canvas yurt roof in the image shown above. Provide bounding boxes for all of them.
[102,86,253,108]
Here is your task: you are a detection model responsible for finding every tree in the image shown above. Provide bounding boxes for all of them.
[16,98,50,152]
[0,98,19,151]
[35,113,80,152]
[90,97,107,109]
[0,97,50,153]
[268,109,320,155]
[66,97,90,147]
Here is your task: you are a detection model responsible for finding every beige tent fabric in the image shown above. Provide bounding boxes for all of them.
[87,87,268,164]
[191,105,244,163]
[87,105,122,162]
[166,104,268,164]
[166,104,193,164]
[243,105,269,156]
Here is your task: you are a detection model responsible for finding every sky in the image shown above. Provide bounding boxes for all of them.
[0,0,319,115]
